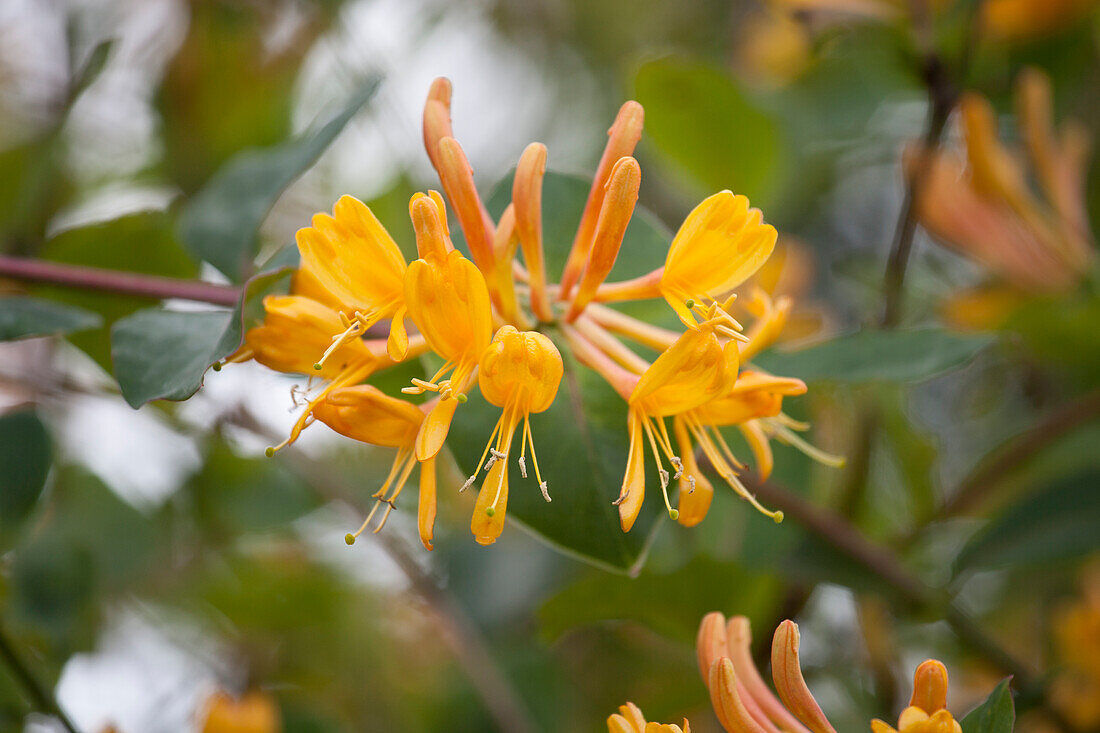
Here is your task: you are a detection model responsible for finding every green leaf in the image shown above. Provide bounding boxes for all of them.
[0,411,52,539]
[539,556,780,642]
[0,297,101,341]
[955,469,1100,573]
[441,172,676,571]
[37,210,198,368]
[189,442,319,533]
[111,265,291,407]
[753,328,995,384]
[634,57,783,205]
[960,679,1015,733]
[178,79,380,281]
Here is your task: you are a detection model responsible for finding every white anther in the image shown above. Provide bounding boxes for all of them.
[540,481,551,503]
[518,456,528,479]
[670,456,684,480]
[658,468,670,489]
[460,476,475,493]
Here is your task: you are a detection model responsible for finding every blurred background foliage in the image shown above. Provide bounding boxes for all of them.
[1,0,1100,731]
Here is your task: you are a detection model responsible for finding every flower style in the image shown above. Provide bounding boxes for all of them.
[464,325,563,545]
[911,68,1094,328]
[234,76,834,549]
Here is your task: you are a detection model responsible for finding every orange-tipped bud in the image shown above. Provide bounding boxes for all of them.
[410,194,450,260]
[566,156,641,322]
[960,93,1030,208]
[436,137,497,281]
[561,101,645,298]
[423,77,454,172]
[708,658,771,733]
[727,617,813,733]
[697,612,730,679]
[909,660,949,714]
[770,621,837,733]
[514,142,553,322]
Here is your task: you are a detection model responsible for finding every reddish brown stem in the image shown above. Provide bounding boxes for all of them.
[0,255,241,306]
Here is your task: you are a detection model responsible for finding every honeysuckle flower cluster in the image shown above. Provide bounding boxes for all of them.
[911,68,1094,328]
[612,611,964,733]
[1051,562,1100,729]
[232,78,838,550]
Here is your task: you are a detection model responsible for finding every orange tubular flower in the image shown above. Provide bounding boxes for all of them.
[618,312,741,531]
[402,194,494,462]
[245,295,377,381]
[465,326,563,545]
[912,69,1093,327]
[608,702,691,733]
[313,385,438,551]
[565,156,641,323]
[692,612,964,733]
[295,194,411,362]
[593,192,778,329]
[513,142,553,322]
[560,100,645,299]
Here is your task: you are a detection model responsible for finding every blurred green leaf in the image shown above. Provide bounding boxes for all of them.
[634,57,783,204]
[1007,292,1100,384]
[444,172,673,571]
[10,534,96,646]
[178,79,380,281]
[111,265,291,407]
[754,328,995,384]
[539,556,780,643]
[0,411,51,540]
[189,442,319,534]
[37,211,198,368]
[960,678,1015,733]
[955,469,1100,573]
[0,296,101,341]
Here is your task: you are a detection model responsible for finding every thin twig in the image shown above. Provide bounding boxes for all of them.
[223,409,537,733]
[0,255,241,307]
[880,54,957,328]
[0,622,81,733]
[744,477,1038,691]
[934,388,1100,519]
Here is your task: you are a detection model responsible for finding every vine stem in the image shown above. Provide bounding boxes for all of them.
[0,255,241,307]
[744,477,1036,690]
[0,622,81,733]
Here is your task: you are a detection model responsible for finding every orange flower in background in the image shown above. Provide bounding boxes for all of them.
[233,75,834,548]
[982,0,1099,41]
[912,68,1094,329]
[1051,562,1100,729]
[199,689,281,733]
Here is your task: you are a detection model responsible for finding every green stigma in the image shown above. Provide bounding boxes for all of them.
[773,511,784,524]
[668,509,679,521]
[345,533,356,545]
[264,446,276,458]
[313,362,323,371]
[485,507,496,517]
[685,298,695,309]
[456,393,468,403]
